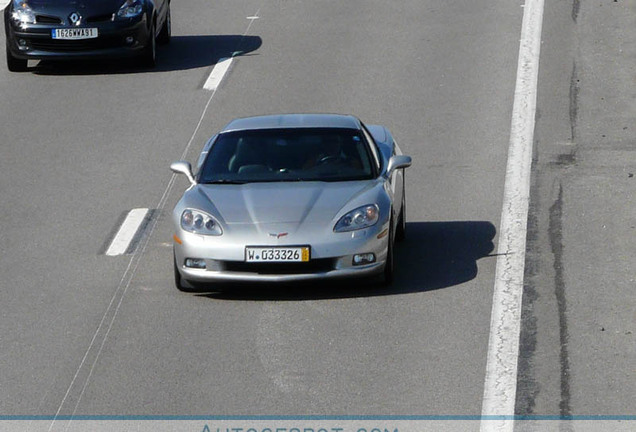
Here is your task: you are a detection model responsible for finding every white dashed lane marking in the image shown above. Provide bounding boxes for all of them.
[202,15,259,91]
[203,57,234,91]
[105,208,152,256]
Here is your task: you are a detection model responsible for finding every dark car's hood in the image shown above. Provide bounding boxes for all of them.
[25,0,125,15]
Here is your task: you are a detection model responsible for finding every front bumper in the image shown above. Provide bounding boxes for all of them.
[174,224,390,284]
[4,11,150,60]
[178,261,385,284]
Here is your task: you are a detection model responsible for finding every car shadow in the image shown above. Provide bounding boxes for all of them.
[31,34,262,75]
[197,221,497,301]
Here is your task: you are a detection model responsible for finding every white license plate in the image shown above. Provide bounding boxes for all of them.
[245,246,310,262]
[52,28,98,40]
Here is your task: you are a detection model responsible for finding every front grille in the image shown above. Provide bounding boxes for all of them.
[36,15,62,24]
[222,259,336,275]
[28,36,125,52]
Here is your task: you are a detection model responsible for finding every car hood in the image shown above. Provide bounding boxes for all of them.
[24,0,124,15]
[192,181,379,226]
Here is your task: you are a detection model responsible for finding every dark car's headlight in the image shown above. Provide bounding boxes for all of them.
[180,209,223,236]
[334,204,379,232]
[116,0,144,19]
[10,0,36,25]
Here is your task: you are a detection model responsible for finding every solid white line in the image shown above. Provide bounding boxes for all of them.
[480,0,545,430]
[203,57,233,91]
[105,208,149,256]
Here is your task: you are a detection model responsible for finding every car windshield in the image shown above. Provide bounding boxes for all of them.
[198,128,376,183]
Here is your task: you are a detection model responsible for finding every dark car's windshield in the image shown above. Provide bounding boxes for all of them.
[198,128,376,183]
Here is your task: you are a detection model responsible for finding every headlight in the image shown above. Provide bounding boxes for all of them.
[334,204,379,232]
[10,1,36,25]
[116,0,144,19]
[180,209,223,236]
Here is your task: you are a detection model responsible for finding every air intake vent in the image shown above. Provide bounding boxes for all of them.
[36,15,62,24]
[222,259,336,275]
[86,14,113,23]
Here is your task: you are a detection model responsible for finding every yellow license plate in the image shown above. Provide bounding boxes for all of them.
[245,246,310,262]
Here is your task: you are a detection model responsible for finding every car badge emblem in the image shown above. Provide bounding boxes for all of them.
[69,12,82,26]
[269,232,288,239]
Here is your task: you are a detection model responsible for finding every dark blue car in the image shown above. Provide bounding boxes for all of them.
[4,0,171,71]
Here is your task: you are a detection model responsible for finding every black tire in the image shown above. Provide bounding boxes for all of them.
[173,251,197,292]
[6,47,27,72]
[381,218,395,286]
[396,192,406,242]
[395,196,406,242]
[141,19,157,67]
[157,5,171,45]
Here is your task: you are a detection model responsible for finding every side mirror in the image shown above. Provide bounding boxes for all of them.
[386,155,412,177]
[170,161,196,186]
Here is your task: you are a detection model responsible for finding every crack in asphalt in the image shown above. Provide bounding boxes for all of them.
[569,62,579,142]
[515,202,540,416]
[548,183,572,419]
[572,0,581,23]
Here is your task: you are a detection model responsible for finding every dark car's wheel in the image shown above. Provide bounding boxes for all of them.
[6,47,27,72]
[157,5,171,45]
[141,19,157,67]
[381,217,395,286]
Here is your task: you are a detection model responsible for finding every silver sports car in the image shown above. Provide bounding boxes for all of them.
[170,114,411,291]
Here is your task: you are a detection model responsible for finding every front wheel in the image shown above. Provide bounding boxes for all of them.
[396,174,407,242]
[6,47,27,72]
[140,20,157,67]
[174,251,198,292]
[380,218,395,286]
[157,6,171,45]
[396,193,406,242]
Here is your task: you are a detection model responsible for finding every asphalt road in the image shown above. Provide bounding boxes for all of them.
[0,0,633,429]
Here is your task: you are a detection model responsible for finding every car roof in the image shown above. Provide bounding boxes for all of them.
[220,114,362,133]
